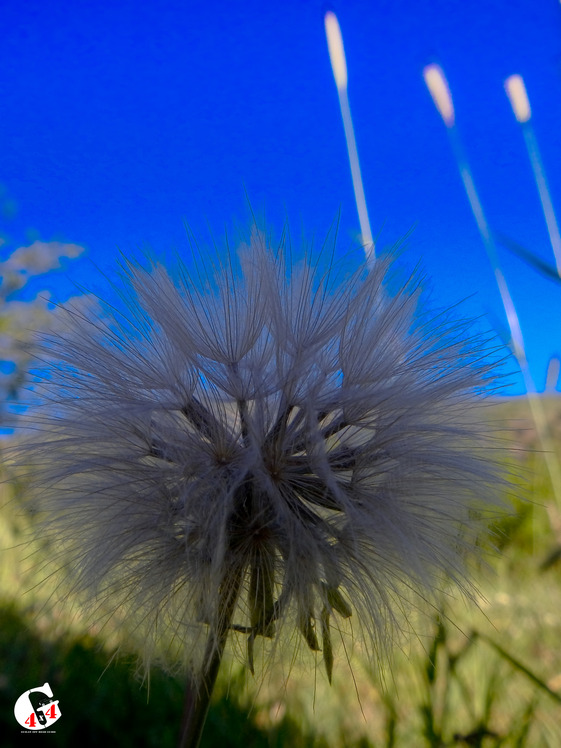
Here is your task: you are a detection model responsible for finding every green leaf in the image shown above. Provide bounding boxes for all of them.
[324,584,352,618]
[299,613,320,651]
[321,607,333,684]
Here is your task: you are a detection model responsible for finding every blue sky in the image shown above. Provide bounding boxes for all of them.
[2,0,561,394]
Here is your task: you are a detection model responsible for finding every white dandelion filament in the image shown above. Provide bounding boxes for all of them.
[504,74,561,277]
[324,11,374,264]
[17,231,502,742]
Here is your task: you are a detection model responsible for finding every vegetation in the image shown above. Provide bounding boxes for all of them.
[2,397,561,746]
[1,186,559,745]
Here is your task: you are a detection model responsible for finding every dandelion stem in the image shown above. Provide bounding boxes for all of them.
[178,567,243,748]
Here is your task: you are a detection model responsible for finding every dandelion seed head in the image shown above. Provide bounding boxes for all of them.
[16,228,503,681]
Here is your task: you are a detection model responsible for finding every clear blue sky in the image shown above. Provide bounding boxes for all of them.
[2,0,561,394]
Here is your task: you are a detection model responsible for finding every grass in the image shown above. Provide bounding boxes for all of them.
[2,397,561,746]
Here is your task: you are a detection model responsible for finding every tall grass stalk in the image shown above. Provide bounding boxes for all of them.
[424,64,561,549]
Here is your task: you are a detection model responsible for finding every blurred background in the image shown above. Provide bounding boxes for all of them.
[2,0,561,745]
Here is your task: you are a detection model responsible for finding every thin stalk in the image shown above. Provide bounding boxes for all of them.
[504,75,561,276]
[324,11,374,264]
[178,567,243,748]
[424,63,561,539]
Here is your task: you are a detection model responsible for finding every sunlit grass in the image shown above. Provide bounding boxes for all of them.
[3,397,561,746]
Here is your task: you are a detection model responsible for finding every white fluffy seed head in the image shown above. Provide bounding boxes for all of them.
[13,228,504,680]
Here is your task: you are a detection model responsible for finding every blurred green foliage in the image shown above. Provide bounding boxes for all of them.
[0,603,343,747]
[2,399,561,747]
[0,225,560,745]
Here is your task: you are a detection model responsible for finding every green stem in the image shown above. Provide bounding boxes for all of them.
[177,638,225,748]
[178,570,242,748]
